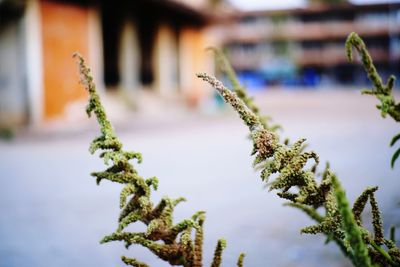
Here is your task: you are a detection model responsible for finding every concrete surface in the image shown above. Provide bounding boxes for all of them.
[0,89,399,267]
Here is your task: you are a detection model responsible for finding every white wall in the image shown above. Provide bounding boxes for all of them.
[88,6,104,92]
[119,18,140,91]
[24,0,43,127]
[154,24,179,95]
[0,10,28,126]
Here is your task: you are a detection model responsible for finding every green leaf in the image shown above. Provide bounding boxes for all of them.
[390,133,400,147]
[391,147,400,168]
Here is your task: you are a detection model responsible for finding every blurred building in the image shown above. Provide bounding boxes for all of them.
[0,0,219,128]
[221,3,400,87]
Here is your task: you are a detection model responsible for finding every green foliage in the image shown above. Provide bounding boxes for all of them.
[331,175,372,267]
[76,31,400,266]
[210,239,226,267]
[209,47,282,134]
[0,127,14,141]
[236,253,245,267]
[346,32,400,168]
[74,53,242,267]
[197,46,400,266]
[390,133,400,169]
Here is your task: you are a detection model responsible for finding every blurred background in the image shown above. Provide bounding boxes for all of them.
[0,0,399,266]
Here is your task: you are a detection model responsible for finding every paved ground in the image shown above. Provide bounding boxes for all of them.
[1,89,399,267]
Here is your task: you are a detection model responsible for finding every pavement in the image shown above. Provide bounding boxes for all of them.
[0,89,399,267]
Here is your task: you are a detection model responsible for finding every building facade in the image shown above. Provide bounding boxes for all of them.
[0,0,217,128]
[221,3,400,87]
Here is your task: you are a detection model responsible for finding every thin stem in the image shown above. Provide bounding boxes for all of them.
[370,240,397,266]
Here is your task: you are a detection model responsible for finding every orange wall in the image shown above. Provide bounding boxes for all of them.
[41,0,89,120]
[179,28,211,106]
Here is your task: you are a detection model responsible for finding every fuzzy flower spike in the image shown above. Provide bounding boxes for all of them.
[75,53,244,267]
[197,48,400,266]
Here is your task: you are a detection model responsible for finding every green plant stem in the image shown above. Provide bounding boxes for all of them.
[370,240,397,266]
[196,71,400,266]
[390,226,396,243]
[345,32,399,123]
[332,175,372,267]
[346,32,400,168]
